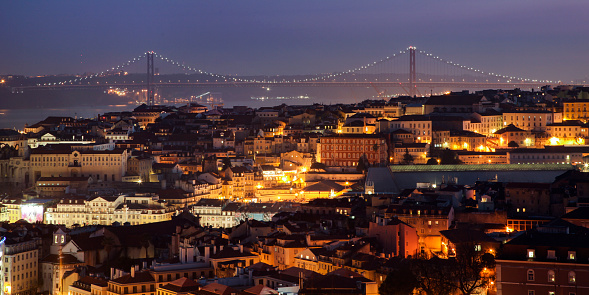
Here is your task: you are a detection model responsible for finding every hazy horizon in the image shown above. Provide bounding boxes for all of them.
[1,1,589,83]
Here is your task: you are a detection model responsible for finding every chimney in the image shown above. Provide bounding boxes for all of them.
[110,267,115,279]
[143,261,148,269]
[239,244,244,253]
[220,245,224,252]
[131,266,135,278]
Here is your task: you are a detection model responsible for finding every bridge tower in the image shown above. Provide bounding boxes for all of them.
[146,51,155,106]
[409,46,416,97]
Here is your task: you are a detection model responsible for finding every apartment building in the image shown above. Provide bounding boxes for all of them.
[317,134,387,168]
[502,111,562,131]
[29,145,128,183]
[1,235,40,295]
[563,99,589,122]
[44,195,174,227]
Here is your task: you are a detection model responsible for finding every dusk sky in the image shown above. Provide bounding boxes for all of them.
[2,0,588,82]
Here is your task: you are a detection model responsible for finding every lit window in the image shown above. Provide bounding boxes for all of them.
[569,271,576,284]
[527,249,535,259]
[568,251,576,261]
[548,270,555,282]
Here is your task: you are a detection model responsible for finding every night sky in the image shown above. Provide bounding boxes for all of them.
[1,0,588,82]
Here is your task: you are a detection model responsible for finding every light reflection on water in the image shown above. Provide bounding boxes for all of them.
[0,105,132,130]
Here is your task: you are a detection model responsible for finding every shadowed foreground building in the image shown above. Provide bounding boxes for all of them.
[496,219,589,295]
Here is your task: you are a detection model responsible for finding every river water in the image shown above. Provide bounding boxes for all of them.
[0,105,132,130]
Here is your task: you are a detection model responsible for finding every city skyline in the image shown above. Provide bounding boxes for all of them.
[1,0,589,82]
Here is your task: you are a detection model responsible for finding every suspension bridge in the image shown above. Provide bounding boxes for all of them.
[12,46,562,104]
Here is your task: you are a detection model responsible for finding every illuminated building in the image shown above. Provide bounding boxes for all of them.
[545,121,589,146]
[68,276,109,295]
[502,111,562,132]
[44,195,174,227]
[317,134,387,167]
[0,205,8,222]
[341,120,376,134]
[35,176,90,197]
[352,103,404,119]
[126,154,153,183]
[384,204,453,253]
[432,129,487,151]
[107,268,156,295]
[191,198,227,228]
[41,229,84,294]
[423,94,485,114]
[380,115,432,143]
[507,146,589,165]
[155,277,201,295]
[456,151,509,165]
[1,235,40,295]
[368,217,419,258]
[492,124,535,149]
[392,143,429,164]
[563,99,589,122]
[30,145,128,182]
[132,104,171,129]
[462,111,504,137]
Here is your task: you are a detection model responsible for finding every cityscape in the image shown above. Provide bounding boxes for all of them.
[1,1,589,295]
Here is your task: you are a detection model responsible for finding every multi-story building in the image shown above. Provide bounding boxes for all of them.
[491,124,535,149]
[41,229,85,294]
[384,204,454,254]
[563,99,589,122]
[463,111,504,137]
[433,130,487,151]
[68,276,109,295]
[496,221,589,295]
[191,198,227,228]
[127,154,153,183]
[106,268,156,295]
[44,195,174,227]
[505,182,552,217]
[29,145,128,183]
[392,143,429,164]
[502,111,562,132]
[1,234,40,295]
[545,121,589,146]
[507,146,589,165]
[317,134,387,168]
[456,151,509,165]
[380,115,433,143]
[368,217,419,257]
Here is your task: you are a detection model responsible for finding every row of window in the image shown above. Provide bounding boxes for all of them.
[527,269,576,284]
[528,249,577,261]
[4,251,37,262]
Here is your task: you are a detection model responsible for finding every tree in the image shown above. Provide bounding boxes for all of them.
[440,149,462,164]
[507,141,519,148]
[356,155,369,173]
[402,148,414,164]
[139,233,152,260]
[426,158,439,165]
[450,243,496,295]
[411,256,457,295]
[379,261,419,295]
[222,157,233,171]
